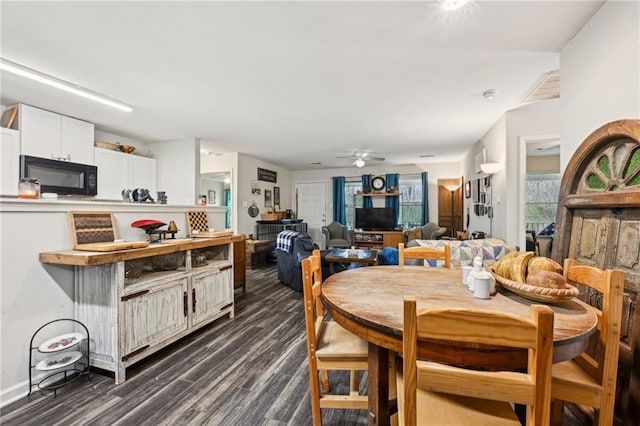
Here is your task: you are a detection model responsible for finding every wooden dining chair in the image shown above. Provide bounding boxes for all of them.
[398,298,554,426]
[301,249,368,426]
[397,242,450,268]
[550,258,625,426]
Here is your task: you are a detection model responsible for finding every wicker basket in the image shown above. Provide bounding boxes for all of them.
[95,141,119,151]
[261,211,286,221]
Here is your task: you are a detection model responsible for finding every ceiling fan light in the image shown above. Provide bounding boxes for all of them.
[354,158,365,168]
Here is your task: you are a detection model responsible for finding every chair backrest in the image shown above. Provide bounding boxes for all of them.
[402,298,554,426]
[302,249,325,356]
[398,242,451,268]
[326,221,346,239]
[562,258,625,397]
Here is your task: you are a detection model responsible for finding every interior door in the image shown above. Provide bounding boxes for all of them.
[295,181,326,245]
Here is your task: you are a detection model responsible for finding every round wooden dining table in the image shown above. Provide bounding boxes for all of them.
[322,265,598,426]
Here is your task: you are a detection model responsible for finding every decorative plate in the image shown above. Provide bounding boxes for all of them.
[248,202,260,218]
[493,273,580,304]
[372,176,386,191]
[35,351,82,371]
[38,333,83,353]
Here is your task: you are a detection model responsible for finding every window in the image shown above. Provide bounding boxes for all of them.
[526,172,560,234]
[344,180,362,228]
[398,175,423,228]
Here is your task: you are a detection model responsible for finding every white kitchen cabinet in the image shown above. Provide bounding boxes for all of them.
[0,128,20,196]
[18,104,95,165]
[95,148,157,200]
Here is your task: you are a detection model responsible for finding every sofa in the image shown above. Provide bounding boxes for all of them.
[403,222,447,244]
[276,231,331,292]
[405,238,517,268]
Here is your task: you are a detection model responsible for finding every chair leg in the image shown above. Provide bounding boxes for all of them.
[389,353,398,426]
[320,369,330,392]
[350,370,360,396]
[550,399,565,426]
[309,366,323,426]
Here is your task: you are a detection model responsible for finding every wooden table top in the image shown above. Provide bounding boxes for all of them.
[39,235,243,266]
[325,248,378,263]
[323,265,598,368]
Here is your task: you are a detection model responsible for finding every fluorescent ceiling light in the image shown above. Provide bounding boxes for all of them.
[0,57,133,112]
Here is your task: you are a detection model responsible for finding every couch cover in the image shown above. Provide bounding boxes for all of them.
[276,231,330,292]
[407,238,517,268]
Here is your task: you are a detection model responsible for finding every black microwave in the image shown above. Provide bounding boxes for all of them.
[19,155,98,196]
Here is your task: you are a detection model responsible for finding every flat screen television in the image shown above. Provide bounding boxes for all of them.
[355,207,395,231]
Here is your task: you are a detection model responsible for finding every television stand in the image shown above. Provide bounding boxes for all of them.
[353,230,403,249]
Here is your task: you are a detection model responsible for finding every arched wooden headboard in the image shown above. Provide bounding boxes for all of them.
[553,119,640,423]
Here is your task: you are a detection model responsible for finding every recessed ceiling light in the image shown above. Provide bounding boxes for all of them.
[441,0,471,12]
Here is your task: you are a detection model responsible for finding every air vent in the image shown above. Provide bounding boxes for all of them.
[523,70,560,102]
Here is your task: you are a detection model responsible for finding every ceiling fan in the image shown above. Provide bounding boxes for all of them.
[337,151,385,168]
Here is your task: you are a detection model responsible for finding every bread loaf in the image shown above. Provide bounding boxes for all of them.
[528,256,563,274]
[510,251,534,283]
[492,251,519,280]
[526,269,567,289]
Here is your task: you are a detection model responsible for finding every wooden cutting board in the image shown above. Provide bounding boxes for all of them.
[74,241,149,252]
[191,231,233,238]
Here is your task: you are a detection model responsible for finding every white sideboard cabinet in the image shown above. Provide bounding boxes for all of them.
[95,148,157,200]
[15,104,95,165]
[40,237,237,384]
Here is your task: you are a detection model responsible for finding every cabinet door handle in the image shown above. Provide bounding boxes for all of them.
[183,291,188,317]
[121,289,150,302]
[220,265,232,271]
[192,288,196,313]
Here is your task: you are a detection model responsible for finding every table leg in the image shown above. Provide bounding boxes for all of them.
[368,342,390,426]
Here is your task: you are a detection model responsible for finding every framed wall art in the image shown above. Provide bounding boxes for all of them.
[264,189,272,208]
[464,181,471,198]
[273,186,280,206]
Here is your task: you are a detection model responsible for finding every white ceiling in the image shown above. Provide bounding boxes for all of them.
[0,1,603,171]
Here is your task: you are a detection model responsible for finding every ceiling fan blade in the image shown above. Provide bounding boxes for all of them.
[369,156,385,162]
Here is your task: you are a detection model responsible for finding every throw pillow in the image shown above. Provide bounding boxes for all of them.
[405,227,421,242]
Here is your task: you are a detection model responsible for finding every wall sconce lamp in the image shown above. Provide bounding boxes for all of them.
[480,162,502,175]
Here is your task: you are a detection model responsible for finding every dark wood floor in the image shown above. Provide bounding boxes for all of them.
[1,264,367,426]
[2,264,587,426]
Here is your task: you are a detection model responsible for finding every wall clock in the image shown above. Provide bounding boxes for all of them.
[371,176,386,191]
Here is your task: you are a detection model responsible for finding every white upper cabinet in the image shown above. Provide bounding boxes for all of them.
[95,148,157,200]
[19,104,95,165]
[0,128,21,196]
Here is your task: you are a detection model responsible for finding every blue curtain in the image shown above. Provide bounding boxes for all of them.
[421,171,429,225]
[361,174,373,208]
[332,176,346,225]
[385,173,399,227]
[224,189,231,229]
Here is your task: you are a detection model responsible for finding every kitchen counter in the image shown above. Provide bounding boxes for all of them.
[40,235,243,266]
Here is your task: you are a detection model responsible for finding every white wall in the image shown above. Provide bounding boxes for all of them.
[236,154,292,237]
[560,0,640,170]
[94,130,154,159]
